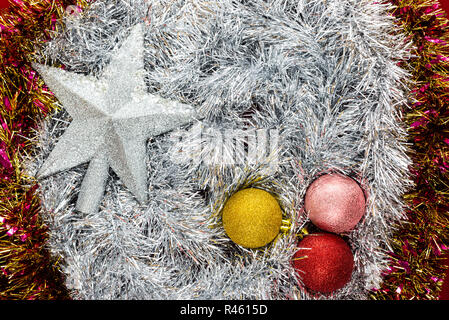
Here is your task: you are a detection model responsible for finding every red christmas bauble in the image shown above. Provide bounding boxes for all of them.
[304,173,366,233]
[293,233,354,293]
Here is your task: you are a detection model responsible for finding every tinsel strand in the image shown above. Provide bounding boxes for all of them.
[0,0,88,300]
[372,0,449,300]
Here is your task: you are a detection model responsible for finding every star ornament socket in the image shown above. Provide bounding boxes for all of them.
[33,24,198,213]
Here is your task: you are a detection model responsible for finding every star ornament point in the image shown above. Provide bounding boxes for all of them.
[34,24,198,213]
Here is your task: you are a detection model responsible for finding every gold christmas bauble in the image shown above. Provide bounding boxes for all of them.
[222,188,282,248]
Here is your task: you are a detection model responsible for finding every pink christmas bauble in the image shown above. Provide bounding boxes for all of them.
[304,173,366,233]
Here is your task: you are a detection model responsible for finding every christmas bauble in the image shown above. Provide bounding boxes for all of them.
[222,188,282,248]
[304,173,366,233]
[293,233,354,293]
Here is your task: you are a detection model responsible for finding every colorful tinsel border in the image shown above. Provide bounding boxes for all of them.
[371,0,449,300]
[0,0,448,300]
[0,0,88,300]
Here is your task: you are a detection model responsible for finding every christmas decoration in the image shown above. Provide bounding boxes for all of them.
[371,0,449,300]
[34,23,198,214]
[33,0,411,300]
[4,0,447,301]
[0,0,86,300]
[304,173,366,233]
[293,233,354,294]
[222,188,282,248]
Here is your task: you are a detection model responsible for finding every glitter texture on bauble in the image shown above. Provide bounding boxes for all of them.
[222,188,283,249]
[304,173,366,233]
[293,233,354,294]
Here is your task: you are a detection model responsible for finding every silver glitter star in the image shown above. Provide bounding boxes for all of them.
[33,24,198,213]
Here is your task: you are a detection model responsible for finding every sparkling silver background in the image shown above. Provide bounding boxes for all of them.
[28,0,412,299]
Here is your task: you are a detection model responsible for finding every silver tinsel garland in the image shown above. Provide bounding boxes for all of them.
[27,0,412,299]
